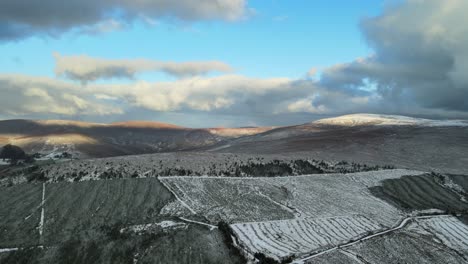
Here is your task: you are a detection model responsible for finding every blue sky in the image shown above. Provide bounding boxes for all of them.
[1,0,467,126]
[0,0,381,80]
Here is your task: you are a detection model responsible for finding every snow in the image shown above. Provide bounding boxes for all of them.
[343,169,425,187]
[158,177,197,215]
[41,152,377,183]
[294,214,453,263]
[339,249,366,264]
[314,114,468,127]
[413,216,468,251]
[159,170,419,225]
[122,220,187,234]
[178,217,217,230]
[0,248,19,253]
[231,215,382,260]
[159,200,193,217]
[440,176,467,202]
[38,183,45,241]
[157,220,183,229]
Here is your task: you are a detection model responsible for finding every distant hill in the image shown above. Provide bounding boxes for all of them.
[0,119,274,158]
[313,113,468,127]
[208,114,468,174]
[1,114,467,174]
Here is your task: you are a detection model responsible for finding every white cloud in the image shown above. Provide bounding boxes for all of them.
[2,69,468,124]
[286,97,327,114]
[0,74,122,116]
[54,53,234,83]
[92,75,295,112]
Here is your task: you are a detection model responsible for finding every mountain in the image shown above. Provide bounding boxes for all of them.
[0,119,273,158]
[1,114,467,174]
[313,113,468,127]
[209,114,468,174]
[1,114,468,263]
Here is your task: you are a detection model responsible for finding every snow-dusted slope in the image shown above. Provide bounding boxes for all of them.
[314,114,468,127]
[0,119,274,158]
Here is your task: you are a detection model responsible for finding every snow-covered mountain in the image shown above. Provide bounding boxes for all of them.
[1,114,467,162]
[313,114,468,127]
[208,114,468,174]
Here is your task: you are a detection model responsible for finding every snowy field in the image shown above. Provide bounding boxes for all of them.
[231,215,382,260]
[412,216,468,252]
[159,169,423,225]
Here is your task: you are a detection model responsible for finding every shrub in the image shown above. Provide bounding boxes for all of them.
[27,171,47,182]
[218,221,248,263]
[0,144,27,164]
[254,252,280,264]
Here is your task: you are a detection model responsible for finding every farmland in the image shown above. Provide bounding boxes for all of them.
[43,178,174,245]
[0,183,42,247]
[0,178,244,264]
[414,216,468,253]
[159,170,423,225]
[306,216,468,264]
[1,157,468,263]
[305,229,468,264]
[158,169,468,262]
[370,174,468,212]
[231,215,381,260]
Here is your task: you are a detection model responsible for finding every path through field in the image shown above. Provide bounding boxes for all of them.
[292,213,452,263]
[39,183,45,244]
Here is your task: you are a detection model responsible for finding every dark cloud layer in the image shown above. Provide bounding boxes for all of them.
[0,0,248,40]
[320,0,468,113]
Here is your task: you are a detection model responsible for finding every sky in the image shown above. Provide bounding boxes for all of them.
[1,0,467,127]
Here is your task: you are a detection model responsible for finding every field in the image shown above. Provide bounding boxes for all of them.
[370,174,468,212]
[160,176,295,223]
[43,178,174,245]
[159,169,422,226]
[2,161,468,263]
[414,216,468,253]
[449,174,468,193]
[0,178,245,264]
[231,215,381,260]
[0,183,42,247]
[159,169,468,261]
[306,230,467,264]
[0,224,245,264]
[304,216,468,264]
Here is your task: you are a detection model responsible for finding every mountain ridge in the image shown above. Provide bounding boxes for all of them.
[1,114,467,159]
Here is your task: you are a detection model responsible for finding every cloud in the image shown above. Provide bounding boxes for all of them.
[0,0,248,40]
[78,19,126,35]
[0,72,370,120]
[87,75,375,116]
[1,69,467,125]
[319,0,468,113]
[54,53,234,83]
[0,74,122,116]
[4,0,468,124]
[306,68,318,79]
[91,75,299,113]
